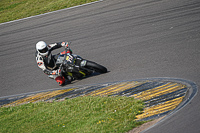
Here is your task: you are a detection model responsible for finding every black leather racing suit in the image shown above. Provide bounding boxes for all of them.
[35,42,72,78]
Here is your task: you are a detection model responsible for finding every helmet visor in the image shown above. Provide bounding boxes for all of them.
[39,47,48,53]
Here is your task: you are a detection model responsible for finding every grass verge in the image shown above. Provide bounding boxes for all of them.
[0,96,145,133]
[0,0,97,23]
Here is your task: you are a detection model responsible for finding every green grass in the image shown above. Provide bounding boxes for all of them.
[0,96,145,133]
[0,0,97,23]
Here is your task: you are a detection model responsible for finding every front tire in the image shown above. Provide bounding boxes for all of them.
[85,61,107,73]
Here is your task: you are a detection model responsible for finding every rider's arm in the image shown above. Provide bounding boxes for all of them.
[48,42,72,55]
[49,42,68,51]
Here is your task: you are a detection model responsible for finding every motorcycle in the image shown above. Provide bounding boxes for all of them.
[55,44,107,84]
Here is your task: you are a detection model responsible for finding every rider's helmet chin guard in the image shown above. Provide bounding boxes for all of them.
[36,41,49,56]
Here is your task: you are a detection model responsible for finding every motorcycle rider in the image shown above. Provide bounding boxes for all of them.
[35,41,72,86]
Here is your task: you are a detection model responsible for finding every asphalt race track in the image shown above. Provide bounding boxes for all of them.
[0,0,200,132]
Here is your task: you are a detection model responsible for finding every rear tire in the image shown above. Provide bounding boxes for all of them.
[85,61,107,73]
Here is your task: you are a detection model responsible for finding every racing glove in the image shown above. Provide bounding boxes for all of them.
[61,42,69,48]
[52,69,61,75]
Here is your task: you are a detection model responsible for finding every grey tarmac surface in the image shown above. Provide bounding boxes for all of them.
[0,0,200,132]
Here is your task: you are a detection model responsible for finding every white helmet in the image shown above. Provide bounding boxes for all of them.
[36,41,49,56]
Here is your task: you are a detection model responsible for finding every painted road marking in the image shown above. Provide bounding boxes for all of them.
[136,96,184,120]
[134,83,185,100]
[5,88,75,106]
[85,81,145,96]
[0,78,197,121]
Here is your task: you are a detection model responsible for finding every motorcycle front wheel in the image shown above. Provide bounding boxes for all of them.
[85,61,107,73]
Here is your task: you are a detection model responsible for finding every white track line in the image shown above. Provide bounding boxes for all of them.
[0,0,103,26]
